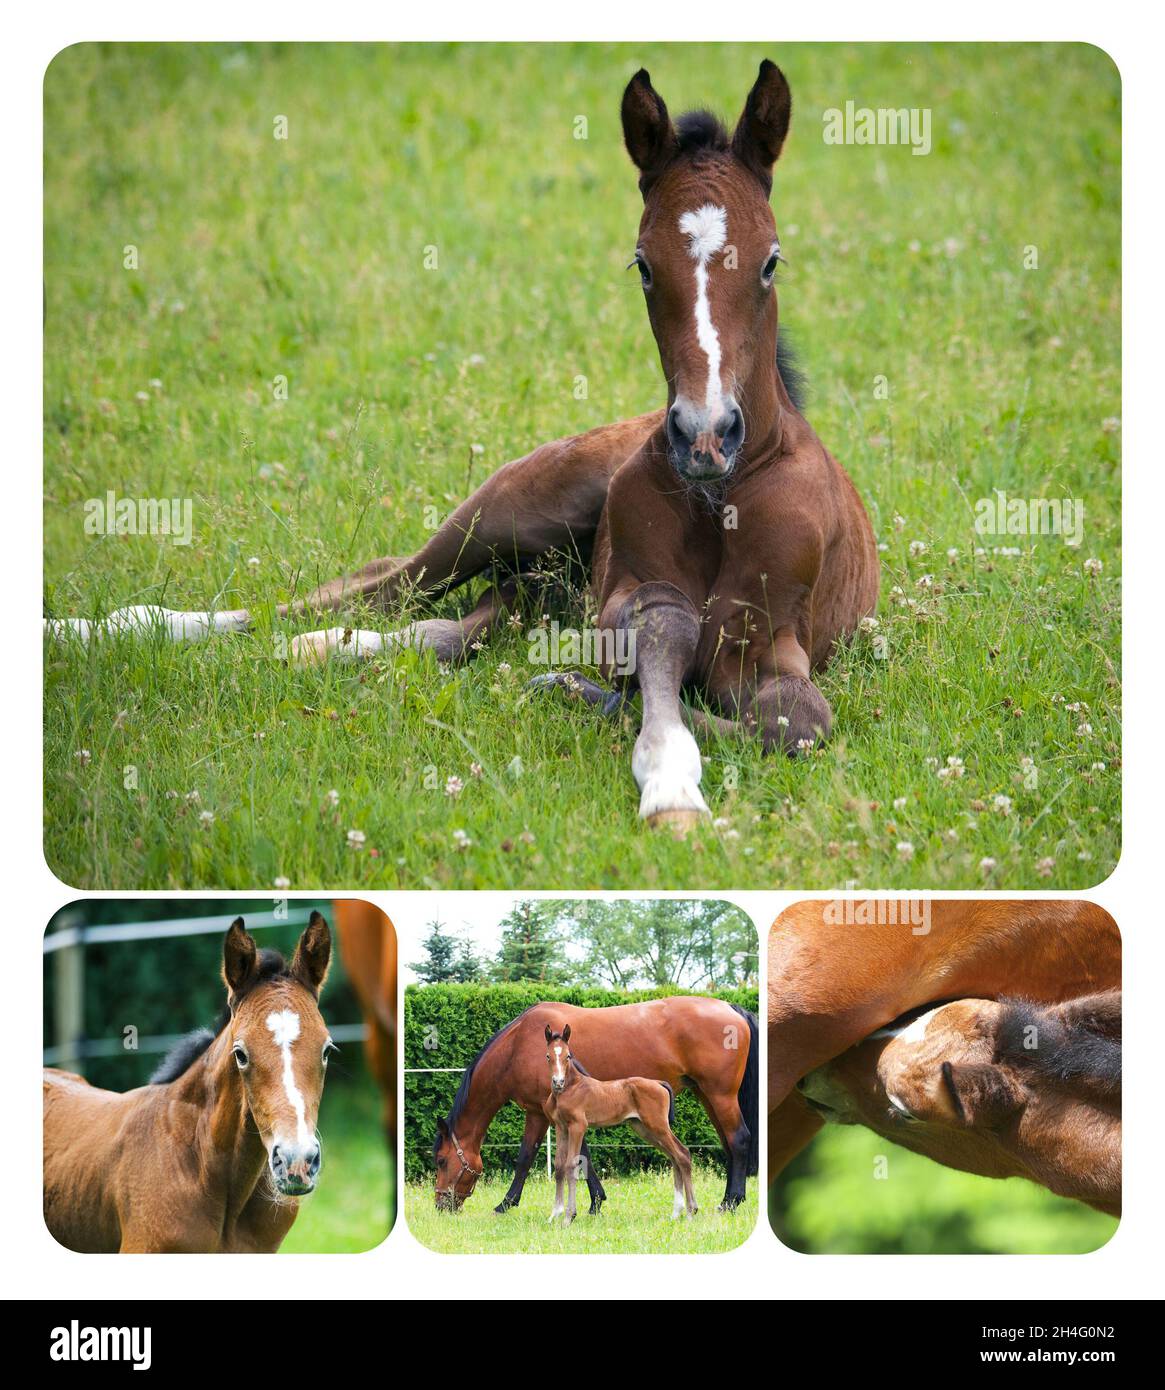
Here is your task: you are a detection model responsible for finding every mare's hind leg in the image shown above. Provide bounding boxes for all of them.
[290,575,519,666]
[580,1136,607,1215]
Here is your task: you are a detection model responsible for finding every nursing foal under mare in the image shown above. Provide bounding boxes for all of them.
[433,996,757,1214]
[43,914,334,1253]
[767,900,1121,1183]
[799,991,1121,1215]
[543,1025,697,1223]
[48,60,878,830]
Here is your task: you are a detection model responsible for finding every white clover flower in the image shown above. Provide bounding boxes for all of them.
[979,856,997,873]
[325,789,340,808]
[199,810,215,825]
[1083,557,1103,577]
[347,828,366,848]
[992,794,1013,815]
[445,775,464,797]
[908,540,928,558]
[274,876,290,890]
[896,841,915,859]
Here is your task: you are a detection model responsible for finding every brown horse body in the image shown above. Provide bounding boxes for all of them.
[767,900,1122,1182]
[542,1025,697,1223]
[800,992,1121,1216]
[334,900,397,1143]
[433,995,757,1213]
[43,915,333,1253]
[51,60,877,831]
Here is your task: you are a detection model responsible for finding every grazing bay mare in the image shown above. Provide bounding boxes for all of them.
[47,60,878,829]
[767,900,1121,1183]
[335,899,397,1145]
[543,1025,697,1223]
[798,991,1121,1215]
[43,914,334,1253]
[433,996,757,1213]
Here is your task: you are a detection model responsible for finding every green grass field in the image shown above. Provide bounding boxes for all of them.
[278,1070,395,1254]
[43,43,1120,890]
[771,1126,1118,1255]
[405,1168,755,1253]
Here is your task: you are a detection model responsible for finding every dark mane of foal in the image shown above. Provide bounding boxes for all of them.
[149,948,292,1084]
[672,108,806,415]
[996,995,1122,1096]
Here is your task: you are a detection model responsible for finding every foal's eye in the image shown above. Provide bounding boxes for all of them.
[627,252,652,289]
[762,245,781,284]
[322,1040,338,1066]
[888,1094,918,1123]
[232,1044,249,1070]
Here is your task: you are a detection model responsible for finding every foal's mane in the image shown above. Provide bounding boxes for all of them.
[149,948,293,1084]
[996,994,1122,1097]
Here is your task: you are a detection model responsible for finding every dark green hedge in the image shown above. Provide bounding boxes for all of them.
[404,982,758,1182]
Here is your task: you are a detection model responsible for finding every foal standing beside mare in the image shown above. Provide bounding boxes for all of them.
[43,914,334,1253]
[48,60,878,830]
[543,1025,697,1224]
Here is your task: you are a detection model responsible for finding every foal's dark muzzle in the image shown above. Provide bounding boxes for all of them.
[667,401,745,481]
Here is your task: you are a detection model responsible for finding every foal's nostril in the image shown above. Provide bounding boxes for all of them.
[271,1143,286,1174]
[666,403,694,457]
[718,403,745,456]
[306,1143,322,1178]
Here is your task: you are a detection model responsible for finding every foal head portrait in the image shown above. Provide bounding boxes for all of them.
[544,1023,573,1094]
[622,59,792,484]
[222,913,334,1197]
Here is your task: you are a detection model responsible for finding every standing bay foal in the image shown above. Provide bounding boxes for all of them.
[47,60,878,829]
[43,914,334,1253]
[543,1025,697,1224]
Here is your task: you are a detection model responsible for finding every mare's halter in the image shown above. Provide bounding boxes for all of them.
[446,1125,482,1195]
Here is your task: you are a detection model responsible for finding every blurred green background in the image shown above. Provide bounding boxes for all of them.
[771,1123,1118,1254]
[43,898,394,1252]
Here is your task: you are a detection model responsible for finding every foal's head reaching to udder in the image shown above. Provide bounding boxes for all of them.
[798,992,1121,1215]
[622,59,792,485]
[218,914,334,1196]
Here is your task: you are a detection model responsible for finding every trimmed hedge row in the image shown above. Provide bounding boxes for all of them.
[404,982,759,1183]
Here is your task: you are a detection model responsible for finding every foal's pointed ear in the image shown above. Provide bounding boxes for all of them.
[731,59,792,193]
[544,1024,554,1044]
[562,1023,571,1043]
[291,910,332,996]
[223,918,259,999]
[941,1061,1024,1129]
[622,68,678,196]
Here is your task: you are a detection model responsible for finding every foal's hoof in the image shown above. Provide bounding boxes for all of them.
[645,808,705,834]
[289,630,339,666]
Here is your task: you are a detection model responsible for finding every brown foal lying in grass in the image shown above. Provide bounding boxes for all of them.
[542,1024,697,1224]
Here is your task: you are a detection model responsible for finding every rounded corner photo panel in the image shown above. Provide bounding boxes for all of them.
[400,897,760,1254]
[43,40,1118,896]
[767,897,1120,1256]
[42,899,396,1254]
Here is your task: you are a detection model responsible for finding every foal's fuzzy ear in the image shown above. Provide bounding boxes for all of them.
[731,59,792,193]
[544,1023,554,1043]
[941,1061,1024,1128]
[291,910,332,996]
[622,68,678,195]
[222,918,259,999]
[562,1023,571,1043]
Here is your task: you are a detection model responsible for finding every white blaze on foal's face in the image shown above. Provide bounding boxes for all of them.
[266,1008,311,1147]
[678,203,729,413]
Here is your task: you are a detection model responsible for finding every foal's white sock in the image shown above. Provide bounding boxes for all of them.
[44,605,251,644]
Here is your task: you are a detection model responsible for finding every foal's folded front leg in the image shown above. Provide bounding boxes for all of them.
[609,581,710,831]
